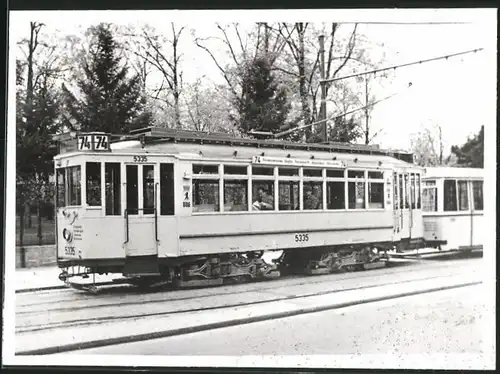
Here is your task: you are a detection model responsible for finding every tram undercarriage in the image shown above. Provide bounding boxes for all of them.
[57,242,397,293]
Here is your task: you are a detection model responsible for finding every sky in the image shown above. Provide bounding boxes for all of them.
[8,9,497,152]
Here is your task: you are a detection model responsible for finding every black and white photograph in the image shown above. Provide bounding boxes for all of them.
[3,8,497,370]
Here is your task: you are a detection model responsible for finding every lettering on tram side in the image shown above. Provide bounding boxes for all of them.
[133,155,148,163]
[294,233,309,242]
[73,225,83,240]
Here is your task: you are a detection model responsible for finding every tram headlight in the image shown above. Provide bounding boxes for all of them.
[63,228,73,243]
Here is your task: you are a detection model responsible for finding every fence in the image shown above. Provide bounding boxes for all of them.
[16,214,56,246]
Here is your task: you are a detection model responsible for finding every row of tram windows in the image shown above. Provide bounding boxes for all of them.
[56,162,175,216]
[422,179,483,212]
[191,164,386,213]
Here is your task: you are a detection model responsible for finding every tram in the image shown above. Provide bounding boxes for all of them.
[421,167,484,252]
[53,127,427,290]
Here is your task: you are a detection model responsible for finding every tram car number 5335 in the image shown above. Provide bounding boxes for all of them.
[295,233,309,242]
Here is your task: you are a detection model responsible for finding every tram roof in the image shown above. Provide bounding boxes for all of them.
[423,166,483,179]
[117,127,414,163]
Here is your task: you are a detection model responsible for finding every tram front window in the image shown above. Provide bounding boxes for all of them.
[126,165,139,215]
[56,168,66,207]
[143,165,155,214]
[86,162,101,206]
[67,166,81,206]
[105,163,121,215]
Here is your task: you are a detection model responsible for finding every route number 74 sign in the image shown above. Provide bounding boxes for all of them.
[77,134,110,151]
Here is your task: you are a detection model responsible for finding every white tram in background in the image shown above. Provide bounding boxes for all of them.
[53,127,429,290]
[421,167,483,252]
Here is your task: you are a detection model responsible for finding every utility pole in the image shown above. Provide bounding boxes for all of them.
[318,35,327,143]
[364,77,369,145]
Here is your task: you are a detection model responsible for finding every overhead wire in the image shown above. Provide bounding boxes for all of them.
[273,82,414,139]
[321,48,484,84]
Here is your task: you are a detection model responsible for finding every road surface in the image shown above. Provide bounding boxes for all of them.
[78,283,486,356]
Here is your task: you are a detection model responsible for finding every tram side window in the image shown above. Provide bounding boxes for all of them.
[56,168,65,207]
[143,165,155,214]
[67,166,81,206]
[348,181,365,209]
[457,180,469,211]
[279,181,299,210]
[472,181,483,211]
[327,181,345,210]
[443,179,457,211]
[126,165,139,215]
[422,182,438,212]
[86,162,101,206]
[368,182,384,209]
[224,180,248,211]
[105,163,121,216]
[252,181,274,211]
[160,164,174,215]
[303,182,323,210]
[192,180,220,212]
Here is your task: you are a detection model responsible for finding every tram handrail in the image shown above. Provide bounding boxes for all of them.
[123,207,158,245]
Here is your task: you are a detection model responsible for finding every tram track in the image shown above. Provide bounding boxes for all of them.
[16,254,477,311]
[16,257,480,336]
[17,277,481,355]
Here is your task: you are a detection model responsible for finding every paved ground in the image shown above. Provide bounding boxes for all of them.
[78,283,489,359]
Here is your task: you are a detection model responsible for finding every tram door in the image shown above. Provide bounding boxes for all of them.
[392,171,415,249]
[124,163,158,258]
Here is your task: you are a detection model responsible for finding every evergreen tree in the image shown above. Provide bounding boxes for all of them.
[62,23,151,134]
[307,116,362,144]
[235,57,291,135]
[450,125,484,168]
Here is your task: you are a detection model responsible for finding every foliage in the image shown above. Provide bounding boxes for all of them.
[450,126,484,168]
[61,23,152,134]
[410,124,444,167]
[234,56,291,135]
[307,116,362,144]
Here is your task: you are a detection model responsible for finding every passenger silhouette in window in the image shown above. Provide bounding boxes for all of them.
[253,188,273,211]
[305,185,321,210]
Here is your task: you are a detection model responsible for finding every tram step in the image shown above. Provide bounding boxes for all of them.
[175,278,224,288]
[363,262,386,270]
[123,255,160,276]
[305,267,331,276]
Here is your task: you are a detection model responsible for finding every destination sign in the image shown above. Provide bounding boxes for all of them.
[252,156,344,168]
[76,133,110,152]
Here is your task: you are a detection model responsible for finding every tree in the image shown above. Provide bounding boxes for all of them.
[410,124,445,167]
[308,115,362,144]
[122,23,185,128]
[234,57,291,135]
[450,126,484,168]
[16,22,63,245]
[61,23,151,134]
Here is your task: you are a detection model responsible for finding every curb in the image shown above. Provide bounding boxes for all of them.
[17,280,481,355]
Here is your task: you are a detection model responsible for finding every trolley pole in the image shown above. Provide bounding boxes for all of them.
[318,35,327,143]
